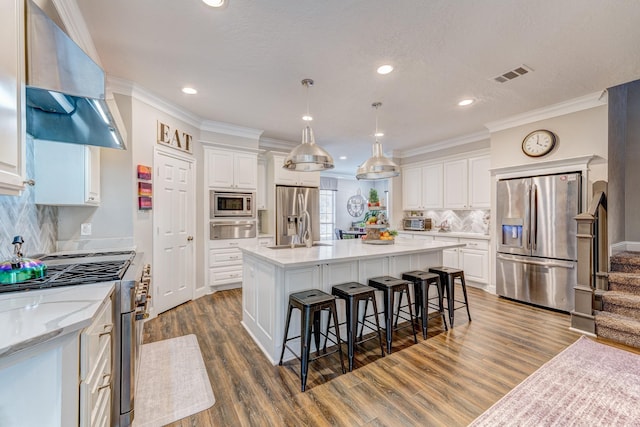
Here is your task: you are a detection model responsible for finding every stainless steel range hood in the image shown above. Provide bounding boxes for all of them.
[25,0,126,150]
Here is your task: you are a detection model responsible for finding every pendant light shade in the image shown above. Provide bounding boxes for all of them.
[356,102,400,180]
[283,79,334,172]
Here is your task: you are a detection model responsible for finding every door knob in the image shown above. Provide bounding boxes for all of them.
[187,236,194,241]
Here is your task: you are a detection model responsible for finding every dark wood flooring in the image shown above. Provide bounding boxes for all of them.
[141,286,625,426]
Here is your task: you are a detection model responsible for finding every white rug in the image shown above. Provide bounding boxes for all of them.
[133,334,215,427]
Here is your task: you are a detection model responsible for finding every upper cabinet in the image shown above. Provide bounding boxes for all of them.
[270,154,320,187]
[256,157,267,210]
[206,148,257,190]
[34,140,100,206]
[402,163,442,210]
[402,153,490,211]
[0,0,26,196]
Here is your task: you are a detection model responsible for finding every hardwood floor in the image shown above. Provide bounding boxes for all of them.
[142,286,583,426]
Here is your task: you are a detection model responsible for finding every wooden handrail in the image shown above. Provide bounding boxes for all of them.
[571,181,607,335]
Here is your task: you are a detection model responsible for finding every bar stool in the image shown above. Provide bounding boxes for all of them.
[401,270,448,338]
[367,276,417,354]
[331,282,385,371]
[428,267,472,327]
[278,289,346,392]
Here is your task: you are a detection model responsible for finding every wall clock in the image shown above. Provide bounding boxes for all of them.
[522,129,557,157]
[347,192,365,217]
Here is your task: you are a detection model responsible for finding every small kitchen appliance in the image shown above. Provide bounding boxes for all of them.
[402,217,432,231]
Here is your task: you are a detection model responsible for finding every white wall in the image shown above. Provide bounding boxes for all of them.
[335,178,389,231]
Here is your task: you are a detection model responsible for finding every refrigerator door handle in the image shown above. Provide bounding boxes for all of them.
[524,185,531,250]
[531,183,537,251]
[497,254,575,269]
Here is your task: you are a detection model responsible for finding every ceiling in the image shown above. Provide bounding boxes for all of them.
[74,0,640,175]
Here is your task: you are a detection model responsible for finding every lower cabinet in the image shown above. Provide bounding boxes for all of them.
[79,295,113,427]
[433,235,490,285]
[208,238,257,289]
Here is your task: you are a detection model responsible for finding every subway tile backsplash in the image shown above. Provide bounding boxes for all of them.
[0,137,57,259]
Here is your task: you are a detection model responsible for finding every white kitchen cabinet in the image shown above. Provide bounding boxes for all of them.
[0,0,26,196]
[34,140,101,206]
[434,236,489,284]
[443,159,468,209]
[257,158,267,209]
[402,163,442,210]
[206,148,257,190]
[468,155,491,208]
[271,154,320,187]
[79,295,113,427]
[208,238,257,289]
[258,236,274,247]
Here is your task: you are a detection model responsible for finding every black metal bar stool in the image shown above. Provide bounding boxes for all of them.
[367,276,417,354]
[428,267,472,327]
[278,289,346,391]
[401,270,448,338]
[330,282,385,371]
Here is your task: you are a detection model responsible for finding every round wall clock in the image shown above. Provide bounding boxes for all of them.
[522,129,557,157]
[347,193,365,217]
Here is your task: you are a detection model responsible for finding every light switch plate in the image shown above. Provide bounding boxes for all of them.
[81,223,92,236]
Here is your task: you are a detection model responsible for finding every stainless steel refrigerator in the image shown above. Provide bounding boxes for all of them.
[276,186,320,245]
[496,172,581,311]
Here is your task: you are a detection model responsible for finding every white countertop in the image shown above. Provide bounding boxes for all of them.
[0,283,114,358]
[240,238,465,268]
[398,230,491,240]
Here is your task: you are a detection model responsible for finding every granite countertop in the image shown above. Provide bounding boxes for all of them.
[398,230,491,240]
[240,238,465,268]
[0,283,114,358]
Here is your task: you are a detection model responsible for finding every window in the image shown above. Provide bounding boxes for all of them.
[319,190,335,240]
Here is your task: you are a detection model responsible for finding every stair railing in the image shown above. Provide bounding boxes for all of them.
[571,181,607,335]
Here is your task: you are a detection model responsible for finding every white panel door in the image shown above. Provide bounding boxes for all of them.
[154,150,195,314]
[234,152,257,189]
[401,166,422,210]
[443,159,468,209]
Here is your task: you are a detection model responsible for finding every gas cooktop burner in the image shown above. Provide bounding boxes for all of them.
[0,250,135,294]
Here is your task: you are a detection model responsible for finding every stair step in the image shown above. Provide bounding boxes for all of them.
[595,311,640,349]
[610,251,640,273]
[601,291,640,321]
[608,272,640,294]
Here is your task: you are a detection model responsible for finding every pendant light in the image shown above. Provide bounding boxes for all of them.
[356,102,400,180]
[283,79,334,172]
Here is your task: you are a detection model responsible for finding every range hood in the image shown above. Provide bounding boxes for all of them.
[25,0,126,150]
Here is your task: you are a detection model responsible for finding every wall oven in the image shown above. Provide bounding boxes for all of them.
[210,191,255,218]
[210,220,257,240]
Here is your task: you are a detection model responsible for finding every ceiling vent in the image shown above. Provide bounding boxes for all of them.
[492,65,533,83]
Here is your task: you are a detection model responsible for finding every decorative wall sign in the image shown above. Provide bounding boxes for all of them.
[137,164,153,211]
[157,121,193,154]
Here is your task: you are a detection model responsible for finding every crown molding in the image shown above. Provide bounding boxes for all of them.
[259,137,296,151]
[485,90,608,133]
[50,0,102,65]
[107,77,203,129]
[398,130,490,158]
[200,120,263,140]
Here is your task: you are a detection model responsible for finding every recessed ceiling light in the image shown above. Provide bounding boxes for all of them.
[374,132,384,137]
[339,156,347,160]
[458,99,474,106]
[202,0,226,7]
[377,65,394,75]
[302,115,313,121]
[182,87,198,95]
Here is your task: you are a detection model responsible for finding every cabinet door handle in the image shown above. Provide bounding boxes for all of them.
[187,236,194,241]
[98,374,111,391]
[99,324,113,337]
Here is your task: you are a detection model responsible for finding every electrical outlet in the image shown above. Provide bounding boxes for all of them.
[81,223,92,236]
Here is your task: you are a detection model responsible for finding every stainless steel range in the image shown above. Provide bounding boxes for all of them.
[2,249,151,427]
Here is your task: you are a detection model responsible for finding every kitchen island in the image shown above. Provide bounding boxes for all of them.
[240,238,464,364]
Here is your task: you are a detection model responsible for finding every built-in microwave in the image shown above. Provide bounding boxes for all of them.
[403,217,432,231]
[210,191,255,218]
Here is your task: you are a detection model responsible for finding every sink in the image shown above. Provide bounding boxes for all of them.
[267,243,333,250]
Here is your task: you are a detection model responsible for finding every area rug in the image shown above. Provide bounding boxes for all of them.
[133,334,215,427]
[470,336,640,426]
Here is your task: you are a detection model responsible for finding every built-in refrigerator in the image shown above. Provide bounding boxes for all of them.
[496,172,582,312]
[276,186,320,245]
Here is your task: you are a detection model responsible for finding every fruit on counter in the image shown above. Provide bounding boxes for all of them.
[367,216,377,224]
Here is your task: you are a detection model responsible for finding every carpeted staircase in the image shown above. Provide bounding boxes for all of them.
[595,251,640,348]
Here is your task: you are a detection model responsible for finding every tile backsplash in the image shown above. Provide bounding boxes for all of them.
[403,209,490,234]
[0,137,57,259]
